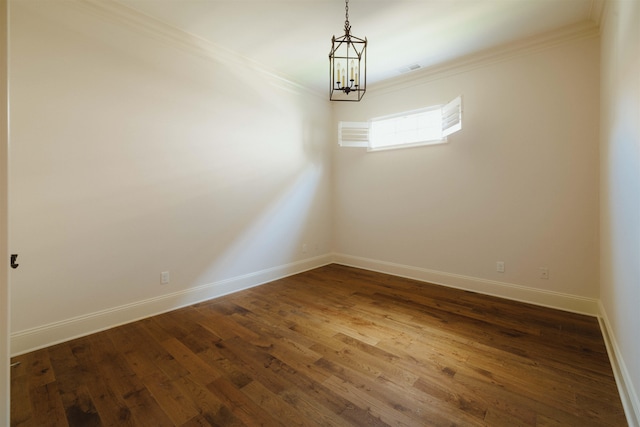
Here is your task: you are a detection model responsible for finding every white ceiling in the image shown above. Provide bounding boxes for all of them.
[115,0,600,94]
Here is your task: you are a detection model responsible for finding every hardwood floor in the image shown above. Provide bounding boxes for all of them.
[11,264,627,426]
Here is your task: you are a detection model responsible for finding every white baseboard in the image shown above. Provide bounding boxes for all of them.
[10,254,333,356]
[598,302,640,427]
[332,253,600,316]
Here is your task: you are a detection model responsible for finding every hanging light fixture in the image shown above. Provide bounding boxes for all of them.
[329,0,367,101]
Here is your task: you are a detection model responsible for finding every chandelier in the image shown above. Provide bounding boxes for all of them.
[329,0,367,101]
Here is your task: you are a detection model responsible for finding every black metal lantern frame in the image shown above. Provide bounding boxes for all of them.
[329,0,366,101]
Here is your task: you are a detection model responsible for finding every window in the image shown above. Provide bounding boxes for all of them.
[338,95,462,151]
[370,106,444,150]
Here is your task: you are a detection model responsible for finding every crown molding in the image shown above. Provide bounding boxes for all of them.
[39,1,602,103]
[73,0,325,99]
[368,20,600,98]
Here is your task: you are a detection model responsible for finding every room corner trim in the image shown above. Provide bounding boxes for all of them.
[332,253,600,316]
[598,302,640,427]
[10,254,333,357]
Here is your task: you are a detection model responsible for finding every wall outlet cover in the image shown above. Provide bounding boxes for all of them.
[161,271,170,284]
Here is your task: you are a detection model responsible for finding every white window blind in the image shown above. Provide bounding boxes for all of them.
[338,121,369,147]
[337,95,462,151]
[442,95,462,137]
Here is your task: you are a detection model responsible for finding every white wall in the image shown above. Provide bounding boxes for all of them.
[333,31,601,313]
[600,0,640,424]
[0,0,9,422]
[9,0,333,354]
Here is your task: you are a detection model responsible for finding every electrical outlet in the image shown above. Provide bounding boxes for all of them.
[539,267,549,280]
[161,271,170,284]
[496,261,505,273]
[302,243,307,254]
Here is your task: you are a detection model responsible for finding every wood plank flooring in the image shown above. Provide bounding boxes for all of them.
[10,264,627,426]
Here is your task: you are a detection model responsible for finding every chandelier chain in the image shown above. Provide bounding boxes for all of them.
[344,0,350,29]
